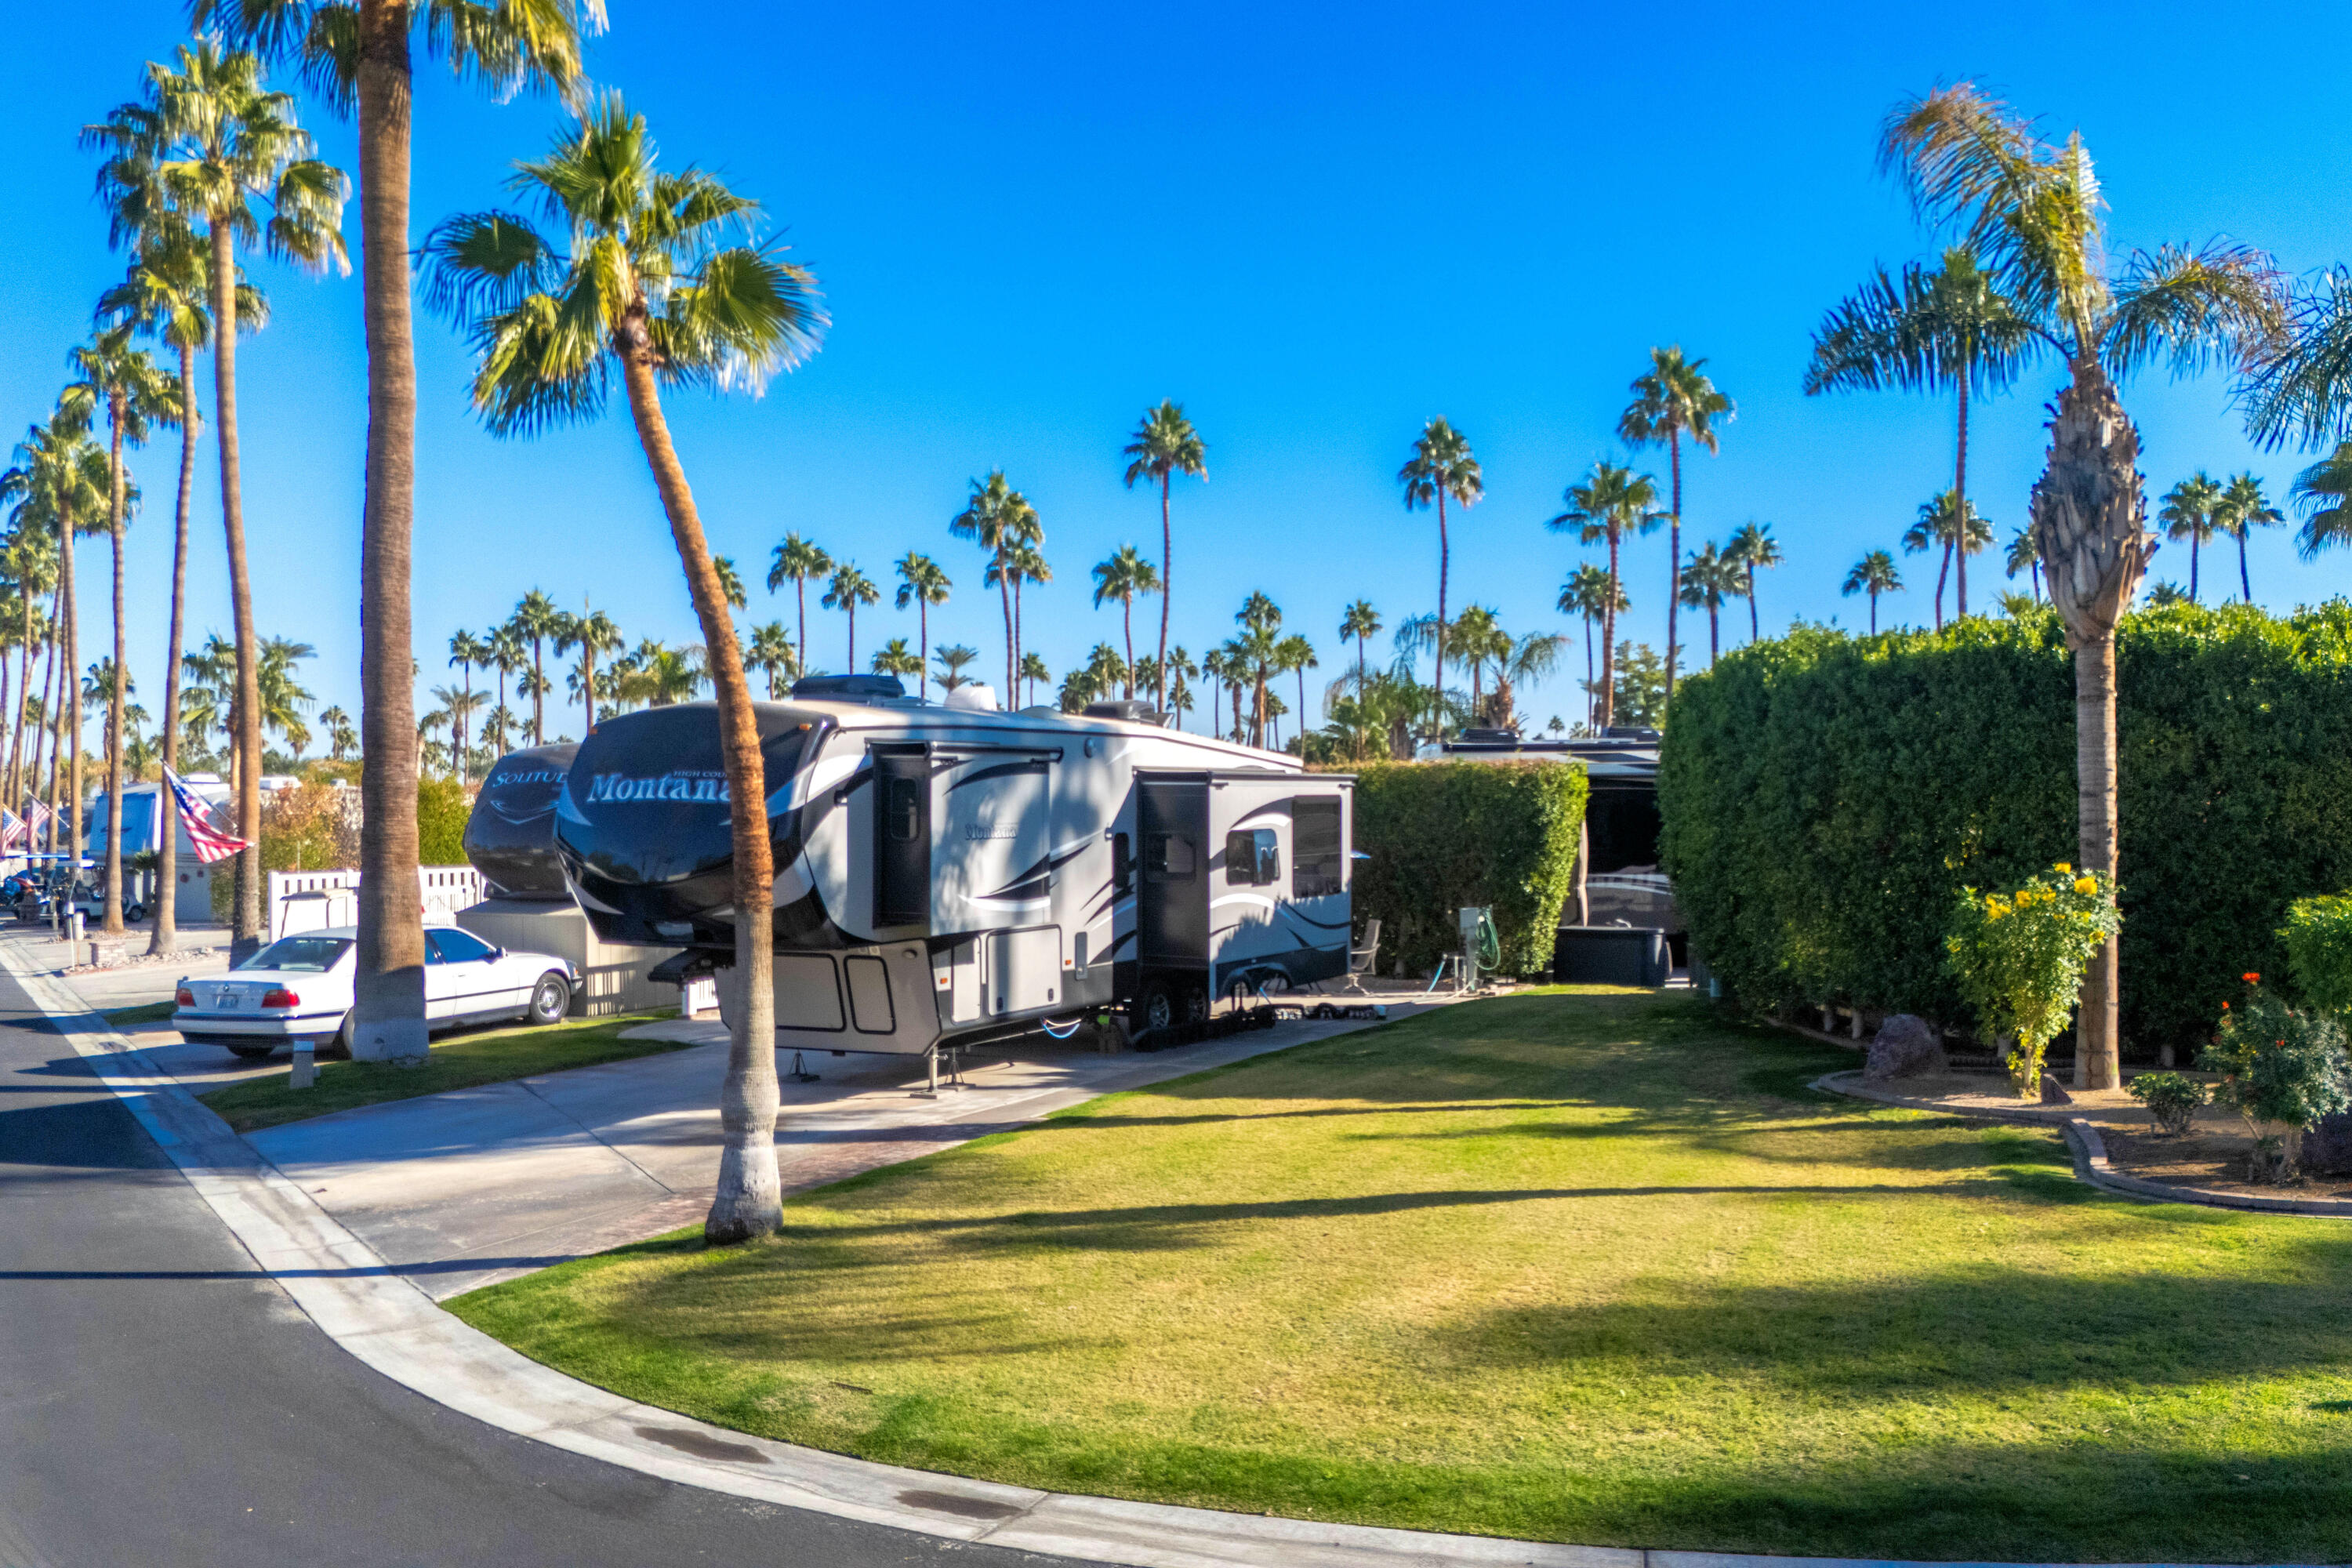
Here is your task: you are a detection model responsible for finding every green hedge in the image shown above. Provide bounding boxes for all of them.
[1351,760,1587,977]
[1660,601,2352,1058]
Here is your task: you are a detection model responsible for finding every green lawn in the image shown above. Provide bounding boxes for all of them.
[103,1000,178,1025]
[449,990,2352,1561]
[200,1011,685,1133]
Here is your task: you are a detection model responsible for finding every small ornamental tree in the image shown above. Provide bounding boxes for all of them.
[2199,974,2352,1181]
[2280,895,2352,1015]
[1944,863,2121,1098]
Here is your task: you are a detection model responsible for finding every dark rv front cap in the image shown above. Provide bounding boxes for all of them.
[554,702,812,945]
[791,673,903,703]
[463,742,578,899]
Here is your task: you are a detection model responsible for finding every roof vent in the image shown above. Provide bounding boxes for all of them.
[1080,699,1162,724]
[942,683,999,712]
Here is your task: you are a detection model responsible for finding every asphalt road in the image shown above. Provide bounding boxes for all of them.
[0,956,1080,1568]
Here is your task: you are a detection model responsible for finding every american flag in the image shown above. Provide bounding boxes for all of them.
[24,800,53,848]
[163,767,250,865]
[0,808,23,852]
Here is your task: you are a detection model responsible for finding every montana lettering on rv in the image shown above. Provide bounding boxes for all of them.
[583,774,731,804]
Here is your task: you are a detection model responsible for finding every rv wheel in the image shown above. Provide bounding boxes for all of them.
[1183,987,1209,1024]
[1140,985,1176,1033]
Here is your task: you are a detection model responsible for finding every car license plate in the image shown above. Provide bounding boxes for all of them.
[216,987,249,1011]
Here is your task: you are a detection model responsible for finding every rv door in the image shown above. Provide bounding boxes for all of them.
[871,744,930,930]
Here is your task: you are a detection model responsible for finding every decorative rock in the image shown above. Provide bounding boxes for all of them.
[1864,1014,1947,1080]
[2304,1111,2352,1174]
[2039,1075,2074,1105]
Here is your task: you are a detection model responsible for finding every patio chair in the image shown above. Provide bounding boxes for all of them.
[1341,919,1382,996]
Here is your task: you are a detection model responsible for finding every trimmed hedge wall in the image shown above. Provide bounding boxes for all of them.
[1351,760,1587,978]
[1659,601,2352,1058]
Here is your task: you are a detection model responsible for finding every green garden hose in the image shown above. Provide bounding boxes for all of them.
[1475,910,1501,970]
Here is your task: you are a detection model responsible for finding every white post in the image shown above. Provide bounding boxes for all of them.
[289,1043,316,1090]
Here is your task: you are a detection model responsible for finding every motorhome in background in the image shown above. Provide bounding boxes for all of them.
[550,677,1355,1056]
[83,775,234,924]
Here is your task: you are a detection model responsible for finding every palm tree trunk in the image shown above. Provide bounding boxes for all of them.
[1296,664,1308,736]
[351,0,429,1058]
[616,328,779,1246]
[61,500,81,894]
[1433,491,1449,736]
[2189,537,2200,602]
[151,340,197,955]
[1600,528,1621,731]
[531,637,546,743]
[2238,532,2252,604]
[917,602,928,702]
[1122,601,1135,700]
[846,604,856,670]
[1934,543,1950,630]
[6,574,28,808]
[582,648,594,735]
[209,218,264,959]
[1954,370,1969,618]
[1747,568,1760,642]
[1581,616,1594,728]
[1155,472,1171,713]
[1708,604,1719,666]
[103,389,128,936]
[2076,635,2120,1089]
[997,564,1013,704]
[1869,589,1879,636]
[1664,431,1682,696]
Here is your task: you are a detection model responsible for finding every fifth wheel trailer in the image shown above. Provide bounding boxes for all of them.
[551,684,1355,1054]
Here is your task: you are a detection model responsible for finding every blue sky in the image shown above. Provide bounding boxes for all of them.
[5,0,2350,738]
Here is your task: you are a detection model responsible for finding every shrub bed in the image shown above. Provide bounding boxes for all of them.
[1350,760,1585,977]
[1660,601,2352,1058]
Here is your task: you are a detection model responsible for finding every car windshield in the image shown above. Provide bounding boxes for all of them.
[237,936,352,973]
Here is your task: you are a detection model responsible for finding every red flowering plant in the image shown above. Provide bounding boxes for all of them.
[2198,972,2352,1182]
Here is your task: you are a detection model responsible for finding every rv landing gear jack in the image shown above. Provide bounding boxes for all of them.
[912,1044,967,1099]
[786,1051,820,1083]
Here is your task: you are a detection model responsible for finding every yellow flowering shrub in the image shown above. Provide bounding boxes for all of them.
[1945,864,2122,1098]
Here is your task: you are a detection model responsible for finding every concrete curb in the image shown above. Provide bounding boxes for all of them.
[19,935,2317,1568]
[1815,1071,2352,1220]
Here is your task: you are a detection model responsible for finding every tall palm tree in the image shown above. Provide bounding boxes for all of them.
[1676,543,1735,666]
[934,643,979,695]
[421,96,822,1240]
[319,702,356,760]
[2289,444,2352,559]
[1448,604,1504,718]
[1018,651,1050,709]
[870,637,921,684]
[484,623,524,754]
[1806,249,2037,617]
[1722,521,1783,643]
[87,39,347,959]
[1619,347,1733,698]
[1902,489,1993,629]
[1489,631,1563,732]
[2,534,56,810]
[892,551,949,700]
[765,532,831,674]
[744,620,797,699]
[1882,79,2286,1087]
[95,230,245,955]
[1232,593,1283,748]
[1122,401,1206,713]
[552,608,622,737]
[445,628,487,780]
[1276,633,1317,736]
[2157,473,2223,602]
[1556,564,1624,730]
[1842,550,1904,633]
[2005,526,2042,601]
[2213,472,2283,603]
[508,589,562,743]
[821,563,877,669]
[1397,417,1481,735]
[950,473,1031,701]
[204,0,598,1051]
[1337,600,1382,699]
[66,328,174,935]
[429,683,485,775]
[1090,544,1160,699]
[1547,461,1664,730]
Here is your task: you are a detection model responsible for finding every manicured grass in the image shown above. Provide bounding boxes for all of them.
[200,1011,684,1133]
[102,1000,178,1025]
[449,990,2352,1562]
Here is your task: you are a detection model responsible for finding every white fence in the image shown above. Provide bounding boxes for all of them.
[269,866,487,940]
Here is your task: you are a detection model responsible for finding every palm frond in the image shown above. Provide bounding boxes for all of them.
[2104,241,2286,381]
[417,209,564,321]
[2243,268,2352,451]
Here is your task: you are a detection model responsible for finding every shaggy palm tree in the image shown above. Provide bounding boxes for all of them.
[2213,472,2283,602]
[445,628,487,780]
[420,95,824,1240]
[1557,564,1625,729]
[202,0,598,1049]
[1446,605,1505,719]
[870,637,921,685]
[951,472,1033,701]
[1722,521,1783,642]
[933,642,979,695]
[1881,79,2286,1087]
[2005,526,2042,601]
[1806,249,2036,615]
[1676,543,1737,666]
[508,589,562,742]
[1122,401,1205,713]
[1548,461,1664,729]
[1004,539,1050,690]
[821,563,878,669]
[1902,489,1994,629]
[2,535,56,806]
[65,328,176,935]
[892,551,949,700]
[319,702,355,761]
[87,38,346,958]
[744,620,796,699]
[1842,550,1904,633]
[1090,544,1161,699]
[1276,633,1317,735]
[429,684,485,773]
[2,419,114,869]
[484,623,524,754]
[1338,599,1381,699]
[1018,651,1050,708]
[1488,632,1563,731]
[765,532,830,673]
[2158,473,2223,602]
[1619,347,1733,695]
[2289,444,2352,558]
[2143,579,2191,608]
[1397,418,1480,735]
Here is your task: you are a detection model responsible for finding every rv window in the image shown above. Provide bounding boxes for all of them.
[1143,831,1196,880]
[1225,829,1280,887]
[886,777,923,843]
[1112,833,1133,895]
[1293,798,1343,896]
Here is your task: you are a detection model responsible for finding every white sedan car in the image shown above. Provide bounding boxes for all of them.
[174,924,582,1060]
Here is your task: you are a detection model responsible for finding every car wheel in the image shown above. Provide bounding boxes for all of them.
[125,903,147,923]
[225,1044,277,1061]
[329,1011,357,1059]
[527,973,571,1026]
